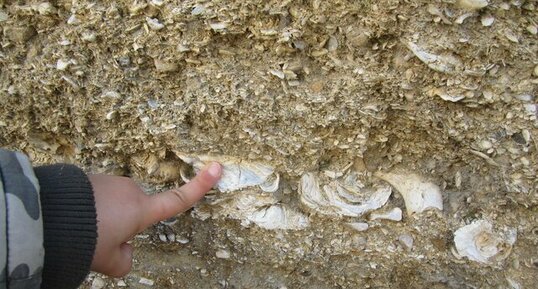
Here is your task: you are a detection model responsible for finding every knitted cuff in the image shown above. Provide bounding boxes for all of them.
[34,164,97,289]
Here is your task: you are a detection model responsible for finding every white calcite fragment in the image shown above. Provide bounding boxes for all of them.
[139,277,154,286]
[405,41,462,74]
[375,170,443,215]
[146,17,164,30]
[67,14,79,25]
[346,222,369,232]
[454,220,516,264]
[91,277,106,289]
[209,22,227,31]
[455,13,475,24]
[398,233,414,250]
[56,59,70,70]
[178,154,278,192]
[216,249,231,259]
[299,172,392,217]
[480,14,494,26]
[369,207,403,221]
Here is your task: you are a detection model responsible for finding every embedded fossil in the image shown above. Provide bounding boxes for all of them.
[453,220,516,264]
[369,207,403,222]
[193,189,308,230]
[405,41,462,74]
[177,154,279,193]
[247,204,309,230]
[299,172,392,217]
[374,170,443,215]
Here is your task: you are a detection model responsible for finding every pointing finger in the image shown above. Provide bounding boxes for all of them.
[145,162,222,226]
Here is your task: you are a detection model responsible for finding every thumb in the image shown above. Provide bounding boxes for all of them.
[145,162,222,226]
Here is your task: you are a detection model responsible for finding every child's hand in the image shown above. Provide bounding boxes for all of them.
[88,162,222,277]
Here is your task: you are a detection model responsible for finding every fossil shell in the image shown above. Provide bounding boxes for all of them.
[480,14,494,27]
[346,222,369,232]
[405,41,462,74]
[178,154,278,193]
[195,189,308,230]
[299,172,392,217]
[247,205,309,230]
[146,17,164,30]
[454,220,516,264]
[375,170,443,215]
[398,233,414,250]
[369,207,403,221]
[455,13,475,24]
[457,0,488,10]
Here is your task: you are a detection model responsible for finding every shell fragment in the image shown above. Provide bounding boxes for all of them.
[375,170,443,215]
[299,172,392,217]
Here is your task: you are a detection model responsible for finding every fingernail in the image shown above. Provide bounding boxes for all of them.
[207,162,222,178]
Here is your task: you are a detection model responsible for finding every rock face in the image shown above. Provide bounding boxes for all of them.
[1,1,536,288]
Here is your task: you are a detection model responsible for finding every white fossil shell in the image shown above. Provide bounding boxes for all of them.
[480,14,494,27]
[193,188,308,230]
[146,17,164,30]
[375,170,443,215]
[455,13,475,24]
[398,233,414,250]
[299,172,392,217]
[457,0,489,10]
[405,41,462,74]
[454,220,516,264]
[369,207,403,221]
[209,22,227,31]
[346,222,369,232]
[433,88,466,102]
[246,205,309,230]
[178,154,278,192]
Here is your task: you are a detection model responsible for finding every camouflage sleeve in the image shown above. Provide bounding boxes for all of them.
[0,150,97,289]
[0,149,44,289]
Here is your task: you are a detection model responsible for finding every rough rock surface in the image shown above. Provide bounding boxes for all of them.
[1,0,537,288]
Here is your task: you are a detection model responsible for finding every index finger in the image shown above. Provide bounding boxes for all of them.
[144,162,222,226]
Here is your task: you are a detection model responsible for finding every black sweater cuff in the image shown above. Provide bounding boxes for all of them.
[34,164,97,289]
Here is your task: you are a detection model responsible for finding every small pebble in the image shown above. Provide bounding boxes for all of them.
[167,233,176,242]
[269,69,285,79]
[56,59,70,71]
[347,222,369,232]
[216,249,231,259]
[479,139,493,150]
[191,5,205,15]
[480,14,494,26]
[146,17,164,30]
[505,30,519,43]
[158,233,167,242]
[398,234,414,250]
[117,280,127,287]
[177,237,190,244]
[67,14,79,25]
[81,31,96,42]
[139,277,155,286]
[0,10,8,22]
[91,277,106,289]
[527,25,537,35]
[154,59,178,72]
